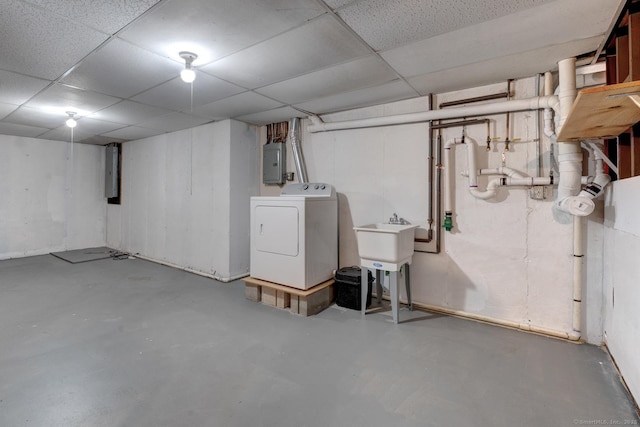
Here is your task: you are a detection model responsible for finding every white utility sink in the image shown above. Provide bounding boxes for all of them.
[353,223,419,271]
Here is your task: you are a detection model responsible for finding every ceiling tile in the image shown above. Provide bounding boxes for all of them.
[74,117,127,134]
[236,106,306,126]
[24,84,121,117]
[61,39,183,98]
[3,106,69,129]
[324,0,358,9]
[0,0,109,80]
[294,79,417,114]
[39,126,126,144]
[101,126,165,140]
[137,112,212,132]
[132,75,245,111]
[23,0,161,34]
[256,56,400,104]
[201,15,371,88]
[0,70,50,105]
[118,0,326,63]
[337,0,554,51]
[192,92,284,120]
[0,102,20,120]
[38,126,79,142]
[381,0,618,78]
[0,122,49,138]
[407,37,605,95]
[87,100,173,125]
[78,135,127,145]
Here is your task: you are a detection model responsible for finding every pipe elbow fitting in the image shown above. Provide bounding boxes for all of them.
[579,173,611,200]
[469,181,499,200]
[557,196,595,216]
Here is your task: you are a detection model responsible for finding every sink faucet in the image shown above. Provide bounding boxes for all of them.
[389,213,408,225]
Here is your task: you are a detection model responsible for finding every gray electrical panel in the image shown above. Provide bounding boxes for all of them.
[105,145,119,198]
[263,142,286,184]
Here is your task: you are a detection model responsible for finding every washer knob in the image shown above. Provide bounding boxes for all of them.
[302,184,309,190]
[314,185,319,190]
[320,185,326,190]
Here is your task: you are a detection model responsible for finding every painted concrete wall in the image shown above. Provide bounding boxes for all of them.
[108,120,259,280]
[0,134,106,259]
[603,176,640,402]
[295,78,604,343]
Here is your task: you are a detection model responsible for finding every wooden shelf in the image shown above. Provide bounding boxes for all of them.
[557,80,640,142]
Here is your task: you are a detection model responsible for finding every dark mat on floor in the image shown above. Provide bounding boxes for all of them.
[50,247,113,264]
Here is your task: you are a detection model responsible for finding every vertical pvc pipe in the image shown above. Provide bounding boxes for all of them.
[443,139,455,231]
[571,216,583,339]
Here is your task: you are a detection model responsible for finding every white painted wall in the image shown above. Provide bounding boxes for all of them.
[603,176,640,402]
[0,134,106,259]
[295,78,604,343]
[109,120,259,281]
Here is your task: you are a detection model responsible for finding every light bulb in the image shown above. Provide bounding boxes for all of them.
[65,112,77,128]
[181,68,196,83]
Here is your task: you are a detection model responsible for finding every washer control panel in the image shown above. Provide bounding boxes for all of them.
[281,182,334,197]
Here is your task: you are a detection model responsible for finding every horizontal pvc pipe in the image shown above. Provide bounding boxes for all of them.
[466,166,527,179]
[308,95,559,133]
[504,176,553,186]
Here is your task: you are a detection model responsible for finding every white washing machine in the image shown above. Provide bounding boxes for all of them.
[250,183,337,290]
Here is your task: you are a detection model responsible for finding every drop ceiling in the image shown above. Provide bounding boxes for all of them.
[0,0,624,144]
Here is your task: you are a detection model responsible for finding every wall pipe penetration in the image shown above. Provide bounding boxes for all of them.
[289,117,308,184]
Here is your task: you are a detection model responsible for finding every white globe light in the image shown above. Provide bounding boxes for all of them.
[65,117,77,128]
[181,68,196,83]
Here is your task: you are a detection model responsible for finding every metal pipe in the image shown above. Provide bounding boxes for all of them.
[288,117,308,183]
[435,132,442,251]
[535,74,542,177]
[439,92,509,109]
[425,94,434,242]
[431,118,490,130]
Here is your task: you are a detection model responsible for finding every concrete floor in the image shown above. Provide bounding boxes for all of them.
[1,255,638,427]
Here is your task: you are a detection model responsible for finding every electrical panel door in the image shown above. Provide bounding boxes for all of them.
[263,142,286,184]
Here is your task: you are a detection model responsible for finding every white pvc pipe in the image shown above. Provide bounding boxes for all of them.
[474,166,527,179]
[464,137,500,200]
[586,141,618,175]
[571,216,583,340]
[504,176,553,186]
[555,58,594,217]
[308,95,559,133]
[558,58,577,129]
[443,139,460,214]
[543,71,556,138]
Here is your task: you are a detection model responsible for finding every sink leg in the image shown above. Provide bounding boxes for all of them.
[390,271,399,324]
[405,263,412,311]
[361,267,369,317]
[375,269,382,303]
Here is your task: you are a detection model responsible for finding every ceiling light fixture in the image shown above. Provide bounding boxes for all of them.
[65,111,77,128]
[179,51,197,83]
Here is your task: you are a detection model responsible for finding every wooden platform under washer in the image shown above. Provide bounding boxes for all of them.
[243,277,334,316]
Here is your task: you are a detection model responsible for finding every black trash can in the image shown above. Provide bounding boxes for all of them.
[335,266,373,310]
